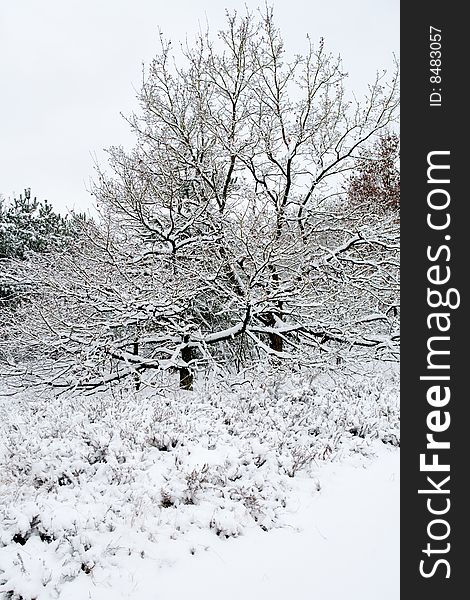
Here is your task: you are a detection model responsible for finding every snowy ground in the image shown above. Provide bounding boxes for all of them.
[0,368,399,600]
[119,446,399,600]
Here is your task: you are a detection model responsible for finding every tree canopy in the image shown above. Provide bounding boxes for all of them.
[0,10,399,389]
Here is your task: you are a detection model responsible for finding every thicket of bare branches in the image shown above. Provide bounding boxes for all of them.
[1,9,399,390]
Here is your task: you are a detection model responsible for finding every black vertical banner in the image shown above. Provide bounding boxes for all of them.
[401,3,468,598]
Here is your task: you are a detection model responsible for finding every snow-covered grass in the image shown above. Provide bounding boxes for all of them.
[0,368,399,600]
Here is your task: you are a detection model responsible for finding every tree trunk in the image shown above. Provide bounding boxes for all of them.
[269,328,283,353]
[268,299,284,353]
[179,337,193,390]
[268,265,283,352]
[133,341,141,391]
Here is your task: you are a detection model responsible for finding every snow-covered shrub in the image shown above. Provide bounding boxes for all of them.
[0,368,398,599]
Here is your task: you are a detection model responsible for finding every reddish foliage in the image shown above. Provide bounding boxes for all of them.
[347,133,400,214]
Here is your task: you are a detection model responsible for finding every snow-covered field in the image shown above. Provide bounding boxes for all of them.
[0,368,399,600]
[151,446,399,600]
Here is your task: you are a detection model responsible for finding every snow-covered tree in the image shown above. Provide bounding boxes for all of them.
[1,10,399,389]
[0,189,83,306]
[0,188,77,259]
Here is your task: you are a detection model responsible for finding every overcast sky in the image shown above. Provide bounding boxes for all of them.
[1,0,399,214]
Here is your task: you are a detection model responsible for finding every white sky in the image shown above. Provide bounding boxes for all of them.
[0,0,399,214]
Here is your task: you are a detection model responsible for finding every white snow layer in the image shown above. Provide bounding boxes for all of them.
[0,368,399,599]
